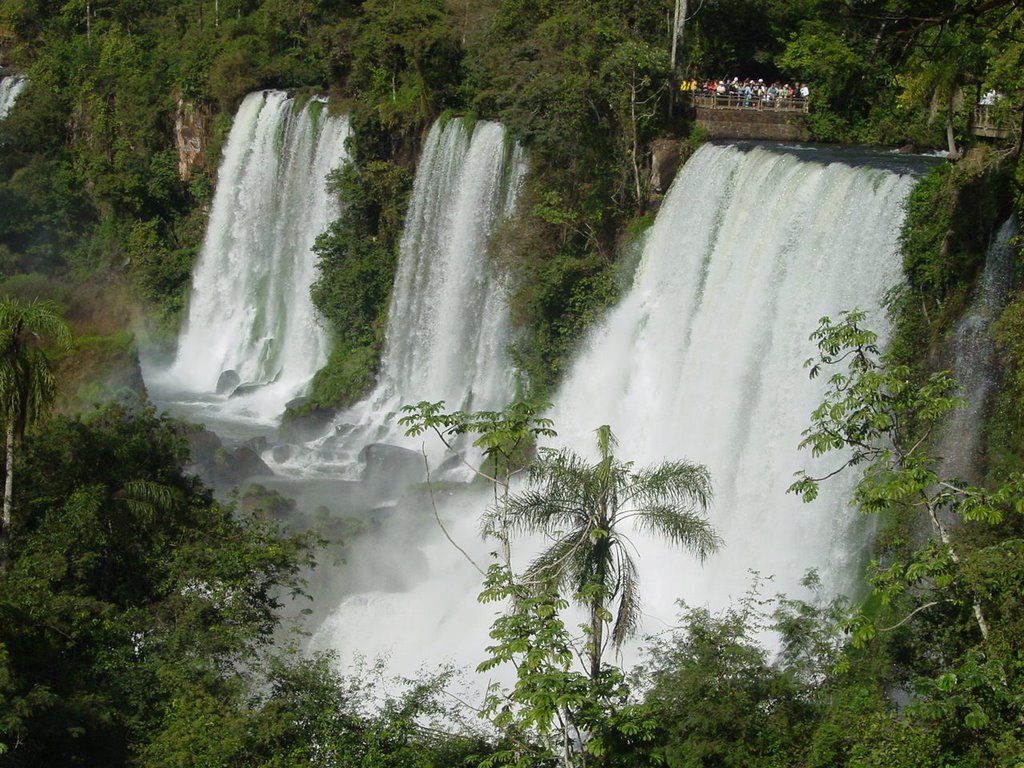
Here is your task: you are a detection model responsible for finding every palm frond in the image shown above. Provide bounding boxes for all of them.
[631,504,721,561]
[0,299,72,356]
[611,553,640,648]
[495,422,719,678]
[499,490,587,535]
[523,527,591,591]
[623,460,713,512]
[118,480,177,520]
[0,299,70,436]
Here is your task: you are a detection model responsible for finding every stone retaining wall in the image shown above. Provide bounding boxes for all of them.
[695,107,810,141]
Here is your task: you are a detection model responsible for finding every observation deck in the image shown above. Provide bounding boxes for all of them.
[969,104,1012,139]
[688,93,810,141]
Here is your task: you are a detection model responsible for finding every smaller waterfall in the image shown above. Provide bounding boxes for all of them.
[151,91,350,429]
[940,215,1020,481]
[0,73,26,119]
[379,119,523,418]
[277,117,526,475]
[301,119,528,677]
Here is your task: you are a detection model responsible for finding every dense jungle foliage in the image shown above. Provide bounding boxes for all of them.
[2,0,1024,765]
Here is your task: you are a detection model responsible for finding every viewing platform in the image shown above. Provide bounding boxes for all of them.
[687,93,810,141]
[690,93,810,113]
[970,104,1012,139]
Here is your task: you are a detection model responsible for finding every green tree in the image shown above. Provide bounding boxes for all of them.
[641,572,846,768]
[896,23,985,158]
[400,405,715,763]
[488,425,718,681]
[476,563,659,768]
[400,399,557,567]
[348,0,462,131]
[0,297,71,569]
[788,310,1017,644]
[599,40,671,208]
[789,310,1024,765]
[0,402,314,763]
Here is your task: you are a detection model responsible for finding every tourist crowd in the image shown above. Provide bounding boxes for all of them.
[680,77,809,103]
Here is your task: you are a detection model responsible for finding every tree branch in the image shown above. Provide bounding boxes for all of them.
[877,600,945,632]
[419,447,486,577]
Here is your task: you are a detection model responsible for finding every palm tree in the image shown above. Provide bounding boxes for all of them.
[488,425,719,680]
[0,297,72,568]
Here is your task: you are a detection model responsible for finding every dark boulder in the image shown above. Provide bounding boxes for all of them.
[358,443,424,495]
[185,426,274,488]
[216,369,240,395]
[278,402,337,443]
[230,382,265,398]
[224,446,274,482]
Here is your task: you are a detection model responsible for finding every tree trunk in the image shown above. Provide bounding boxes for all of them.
[946,97,959,158]
[670,0,687,72]
[927,499,989,641]
[669,0,686,116]
[589,520,610,681]
[1,420,14,571]
[630,80,643,208]
[589,599,603,682]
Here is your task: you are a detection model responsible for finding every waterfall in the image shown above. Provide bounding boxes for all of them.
[548,142,923,622]
[277,117,525,475]
[303,118,531,669]
[0,73,26,119]
[152,91,350,428]
[377,118,522,420]
[308,142,927,681]
[940,215,1020,481]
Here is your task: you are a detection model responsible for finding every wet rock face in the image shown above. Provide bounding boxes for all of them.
[358,443,424,495]
[278,402,338,444]
[174,95,211,182]
[651,138,682,194]
[185,426,273,488]
[216,369,240,395]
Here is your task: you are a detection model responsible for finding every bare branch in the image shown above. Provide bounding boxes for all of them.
[420,447,486,577]
[877,600,945,632]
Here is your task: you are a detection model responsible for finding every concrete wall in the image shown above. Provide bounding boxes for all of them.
[695,107,810,141]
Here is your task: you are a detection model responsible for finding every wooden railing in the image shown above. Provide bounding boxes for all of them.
[689,93,810,113]
[971,104,1011,139]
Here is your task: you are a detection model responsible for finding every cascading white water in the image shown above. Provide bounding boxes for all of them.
[377,118,522,421]
[940,215,1020,481]
[150,91,349,429]
[276,117,525,475]
[303,119,530,669]
[308,142,927,682]
[0,73,26,119]
[548,142,924,622]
